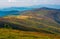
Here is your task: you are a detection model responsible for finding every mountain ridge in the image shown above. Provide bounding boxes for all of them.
[0,7,60,34]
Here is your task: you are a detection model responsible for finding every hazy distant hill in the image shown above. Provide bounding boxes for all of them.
[0,7,32,17]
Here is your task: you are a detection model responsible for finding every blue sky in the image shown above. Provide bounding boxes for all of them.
[0,0,60,8]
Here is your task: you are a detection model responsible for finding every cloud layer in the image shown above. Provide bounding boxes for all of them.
[0,0,60,7]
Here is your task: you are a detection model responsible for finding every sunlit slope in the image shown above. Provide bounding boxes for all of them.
[0,28,60,39]
[1,7,60,34]
[3,13,60,34]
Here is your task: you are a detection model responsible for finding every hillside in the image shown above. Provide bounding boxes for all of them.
[1,8,59,34]
[0,28,60,39]
[0,7,60,39]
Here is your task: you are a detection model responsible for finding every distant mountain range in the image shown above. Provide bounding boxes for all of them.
[0,7,60,24]
[0,7,32,11]
[0,7,33,17]
[0,7,60,17]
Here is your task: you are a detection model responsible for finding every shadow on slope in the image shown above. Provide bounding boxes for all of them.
[0,20,55,34]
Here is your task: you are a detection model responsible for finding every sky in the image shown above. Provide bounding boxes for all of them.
[0,0,60,8]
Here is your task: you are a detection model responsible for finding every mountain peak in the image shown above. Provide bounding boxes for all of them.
[40,7,60,10]
[40,7,49,9]
[33,7,60,11]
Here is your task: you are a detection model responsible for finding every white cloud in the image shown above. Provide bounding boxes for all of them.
[0,0,60,7]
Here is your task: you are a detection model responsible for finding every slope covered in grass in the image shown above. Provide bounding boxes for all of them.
[3,12,60,34]
[0,7,60,39]
[0,28,60,39]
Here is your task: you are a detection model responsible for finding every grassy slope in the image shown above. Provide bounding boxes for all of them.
[0,28,60,39]
[0,9,60,39]
[3,12,60,34]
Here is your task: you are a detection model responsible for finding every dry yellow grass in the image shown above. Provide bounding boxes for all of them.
[0,28,60,39]
[17,15,29,19]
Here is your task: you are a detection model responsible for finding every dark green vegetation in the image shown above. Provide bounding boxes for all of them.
[0,7,60,39]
